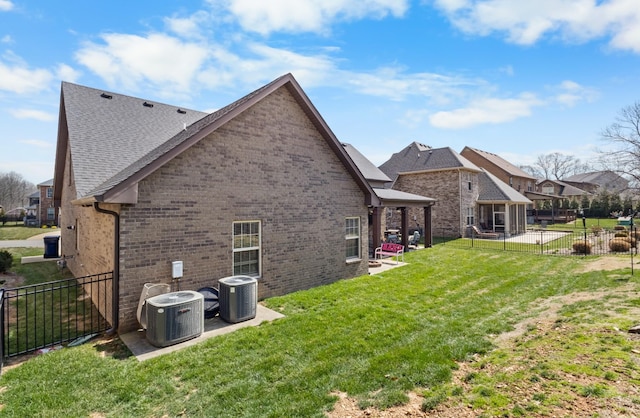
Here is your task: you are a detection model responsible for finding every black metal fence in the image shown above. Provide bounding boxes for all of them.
[434,226,638,257]
[0,271,113,368]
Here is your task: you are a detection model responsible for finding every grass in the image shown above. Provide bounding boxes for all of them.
[0,246,637,417]
[0,225,55,240]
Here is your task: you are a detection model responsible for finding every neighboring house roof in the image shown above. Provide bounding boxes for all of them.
[37,178,54,187]
[54,74,379,207]
[564,170,628,191]
[342,143,435,206]
[535,179,591,198]
[460,146,536,180]
[478,169,532,204]
[379,142,480,182]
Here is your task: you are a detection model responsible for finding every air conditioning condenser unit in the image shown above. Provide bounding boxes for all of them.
[219,276,257,323]
[145,290,204,347]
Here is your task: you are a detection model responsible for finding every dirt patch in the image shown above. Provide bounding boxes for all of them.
[0,272,24,289]
[578,256,637,273]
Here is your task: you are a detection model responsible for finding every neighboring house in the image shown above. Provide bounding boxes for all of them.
[53,73,380,333]
[524,179,590,223]
[341,143,436,250]
[379,142,531,237]
[460,146,537,194]
[563,171,629,194]
[26,178,57,227]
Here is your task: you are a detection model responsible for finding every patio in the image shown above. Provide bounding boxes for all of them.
[503,229,571,244]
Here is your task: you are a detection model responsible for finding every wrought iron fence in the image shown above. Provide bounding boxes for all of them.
[0,271,113,361]
[434,226,638,257]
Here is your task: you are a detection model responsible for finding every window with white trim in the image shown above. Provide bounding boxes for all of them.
[47,207,55,220]
[233,221,261,277]
[345,217,360,260]
[466,207,475,226]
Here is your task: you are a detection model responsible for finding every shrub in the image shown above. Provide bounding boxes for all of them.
[614,225,627,231]
[609,238,631,252]
[0,250,12,273]
[591,226,603,236]
[614,231,629,237]
[572,240,592,254]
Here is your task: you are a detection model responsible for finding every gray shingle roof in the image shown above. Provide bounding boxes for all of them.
[379,142,480,182]
[56,73,379,207]
[478,169,531,203]
[461,146,537,180]
[61,82,207,198]
[341,143,390,184]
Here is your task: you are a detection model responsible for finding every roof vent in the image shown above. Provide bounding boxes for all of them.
[177,109,186,114]
[100,93,113,99]
[143,101,154,108]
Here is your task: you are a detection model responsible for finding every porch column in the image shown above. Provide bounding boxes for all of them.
[371,207,382,255]
[400,207,409,248]
[424,205,432,248]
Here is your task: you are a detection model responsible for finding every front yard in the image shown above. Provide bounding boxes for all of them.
[0,246,638,417]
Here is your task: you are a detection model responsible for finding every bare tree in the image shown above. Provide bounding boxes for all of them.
[521,152,588,180]
[600,101,640,191]
[0,172,35,210]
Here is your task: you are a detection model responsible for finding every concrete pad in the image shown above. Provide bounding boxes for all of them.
[21,255,61,264]
[120,304,284,361]
[368,260,408,275]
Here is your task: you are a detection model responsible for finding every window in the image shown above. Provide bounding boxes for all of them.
[47,207,55,220]
[345,217,360,260]
[466,207,475,226]
[233,221,261,277]
[46,187,53,198]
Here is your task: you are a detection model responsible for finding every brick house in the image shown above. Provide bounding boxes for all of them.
[379,142,530,237]
[342,143,436,250]
[53,73,380,333]
[26,178,58,227]
[460,146,537,194]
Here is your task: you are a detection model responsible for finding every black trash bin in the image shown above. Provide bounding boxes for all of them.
[43,235,60,259]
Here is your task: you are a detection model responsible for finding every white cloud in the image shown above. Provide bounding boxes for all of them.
[0,0,13,12]
[553,80,598,107]
[213,0,408,35]
[9,109,56,121]
[345,67,481,103]
[1,35,12,44]
[0,54,52,94]
[56,63,81,83]
[432,0,640,53]
[75,33,210,94]
[164,11,211,39]
[429,93,543,129]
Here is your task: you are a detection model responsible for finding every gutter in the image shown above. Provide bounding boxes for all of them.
[93,202,120,335]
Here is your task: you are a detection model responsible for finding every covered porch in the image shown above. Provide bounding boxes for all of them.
[369,188,436,254]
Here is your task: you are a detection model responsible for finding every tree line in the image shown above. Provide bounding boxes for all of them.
[0,171,35,216]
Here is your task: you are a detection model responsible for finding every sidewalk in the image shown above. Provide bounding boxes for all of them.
[0,229,60,248]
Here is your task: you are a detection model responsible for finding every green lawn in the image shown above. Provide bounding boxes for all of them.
[0,246,637,417]
[0,225,56,240]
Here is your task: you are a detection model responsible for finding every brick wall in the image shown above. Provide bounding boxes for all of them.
[390,169,479,237]
[109,86,369,332]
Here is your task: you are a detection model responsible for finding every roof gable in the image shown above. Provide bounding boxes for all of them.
[54,74,378,207]
[461,146,536,180]
[478,169,531,203]
[379,142,480,182]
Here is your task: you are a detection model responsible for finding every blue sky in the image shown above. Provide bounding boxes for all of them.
[1,0,639,185]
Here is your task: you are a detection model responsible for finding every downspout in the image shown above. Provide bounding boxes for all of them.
[94,202,119,335]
